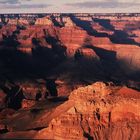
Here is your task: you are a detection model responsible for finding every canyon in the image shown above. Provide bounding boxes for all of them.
[0,13,140,139]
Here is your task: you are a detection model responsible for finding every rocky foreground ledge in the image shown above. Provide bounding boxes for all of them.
[0,82,140,139]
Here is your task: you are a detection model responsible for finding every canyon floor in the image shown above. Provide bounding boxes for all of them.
[0,13,140,139]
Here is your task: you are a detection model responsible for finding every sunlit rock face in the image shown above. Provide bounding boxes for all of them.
[34,82,140,140]
[0,82,140,139]
[35,16,53,25]
[0,13,140,139]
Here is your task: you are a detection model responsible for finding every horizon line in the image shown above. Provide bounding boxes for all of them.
[0,12,140,14]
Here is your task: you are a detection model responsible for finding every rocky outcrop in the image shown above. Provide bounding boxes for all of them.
[0,82,140,139]
[0,14,139,91]
[7,19,18,25]
[21,99,36,109]
[35,17,53,25]
[62,17,75,27]
[18,18,29,25]
[34,82,140,140]
[21,82,46,100]
[0,13,140,139]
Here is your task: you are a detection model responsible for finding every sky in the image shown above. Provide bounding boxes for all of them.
[0,0,140,13]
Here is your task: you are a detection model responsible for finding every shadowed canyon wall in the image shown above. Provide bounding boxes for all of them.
[0,13,140,139]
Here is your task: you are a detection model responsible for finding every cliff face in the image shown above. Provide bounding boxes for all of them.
[35,82,140,140]
[35,17,53,25]
[0,13,140,139]
[0,82,140,139]
[0,13,140,95]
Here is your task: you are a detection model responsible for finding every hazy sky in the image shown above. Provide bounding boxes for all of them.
[0,0,140,13]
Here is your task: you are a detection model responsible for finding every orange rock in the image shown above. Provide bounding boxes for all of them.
[34,82,140,140]
[21,99,36,109]
[115,86,140,99]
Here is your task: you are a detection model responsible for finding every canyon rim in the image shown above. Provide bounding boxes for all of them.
[0,0,140,140]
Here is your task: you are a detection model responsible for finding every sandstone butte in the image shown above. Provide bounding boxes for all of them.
[0,13,139,139]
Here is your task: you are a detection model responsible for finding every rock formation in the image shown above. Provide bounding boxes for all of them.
[62,16,75,27]
[35,82,140,140]
[0,13,140,139]
[35,16,53,25]
[0,82,140,139]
